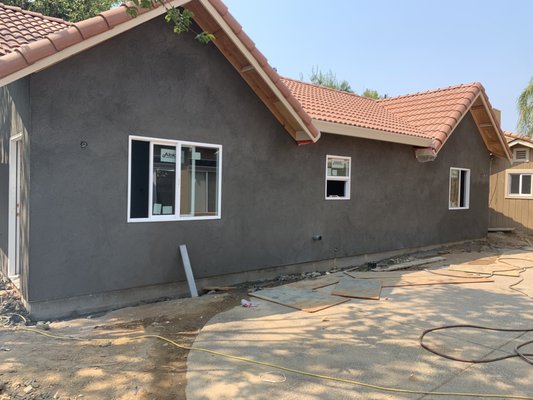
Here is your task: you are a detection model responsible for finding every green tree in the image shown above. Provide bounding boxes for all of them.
[2,0,117,22]
[518,77,533,137]
[4,0,214,43]
[308,66,353,93]
[128,0,214,44]
[362,88,383,100]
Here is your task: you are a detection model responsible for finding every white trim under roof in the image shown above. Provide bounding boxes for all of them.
[199,0,318,143]
[0,0,190,88]
[312,119,433,147]
[508,139,533,150]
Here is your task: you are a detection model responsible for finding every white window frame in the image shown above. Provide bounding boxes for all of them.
[127,135,222,222]
[505,169,533,198]
[449,167,470,210]
[512,148,530,163]
[325,155,351,200]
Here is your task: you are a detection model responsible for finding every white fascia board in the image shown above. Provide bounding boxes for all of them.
[508,139,533,150]
[0,0,190,88]
[312,119,433,147]
[199,0,318,143]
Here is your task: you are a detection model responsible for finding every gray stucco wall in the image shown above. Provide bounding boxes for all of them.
[0,78,30,295]
[28,16,490,302]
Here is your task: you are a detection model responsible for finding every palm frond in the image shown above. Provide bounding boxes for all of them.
[517,77,533,137]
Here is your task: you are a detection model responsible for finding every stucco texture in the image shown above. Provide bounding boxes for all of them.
[27,16,490,302]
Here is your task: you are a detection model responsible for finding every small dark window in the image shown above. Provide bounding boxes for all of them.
[449,168,470,209]
[130,140,149,218]
[325,155,351,200]
[327,180,347,197]
[459,170,468,208]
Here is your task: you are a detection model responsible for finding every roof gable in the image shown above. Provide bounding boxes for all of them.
[282,78,511,160]
[0,0,319,144]
[505,132,533,149]
[379,83,511,160]
[0,0,512,160]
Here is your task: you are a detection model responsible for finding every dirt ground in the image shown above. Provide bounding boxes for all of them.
[0,230,530,400]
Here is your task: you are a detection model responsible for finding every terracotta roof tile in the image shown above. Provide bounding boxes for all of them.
[0,2,71,56]
[281,77,428,139]
[378,83,482,149]
[0,0,509,155]
[0,0,321,142]
[505,132,533,143]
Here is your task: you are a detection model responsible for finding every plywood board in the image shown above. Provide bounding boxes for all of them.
[345,270,493,287]
[499,258,533,269]
[448,264,519,275]
[286,275,340,290]
[466,256,501,265]
[249,287,350,313]
[331,278,382,300]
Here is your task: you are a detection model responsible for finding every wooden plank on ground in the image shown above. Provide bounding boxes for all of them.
[448,264,520,276]
[499,257,533,269]
[373,257,446,272]
[345,270,494,287]
[466,256,501,265]
[330,278,382,300]
[286,275,340,290]
[249,287,349,313]
[488,227,515,232]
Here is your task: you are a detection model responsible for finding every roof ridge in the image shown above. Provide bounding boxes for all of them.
[378,82,482,102]
[0,2,72,26]
[280,76,378,102]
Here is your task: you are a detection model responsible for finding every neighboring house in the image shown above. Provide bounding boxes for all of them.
[489,132,533,232]
[0,0,511,319]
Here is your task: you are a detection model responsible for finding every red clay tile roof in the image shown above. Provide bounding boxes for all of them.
[505,132,533,144]
[0,0,510,157]
[378,83,484,150]
[282,78,509,156]
[0,3,71,56]
[281,77,428,139]
[0,0,320,142]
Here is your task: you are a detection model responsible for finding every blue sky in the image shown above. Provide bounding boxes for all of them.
[223,0,532,133]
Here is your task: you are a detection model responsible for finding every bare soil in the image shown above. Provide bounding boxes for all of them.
[0,230,529,400]
[0,289,245,400]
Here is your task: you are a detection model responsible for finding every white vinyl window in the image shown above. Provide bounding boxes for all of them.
[512,148,529,163]
[325,155,351,200]
[449,167,470,210]
[128,136,222,222]
[507,173,532,196]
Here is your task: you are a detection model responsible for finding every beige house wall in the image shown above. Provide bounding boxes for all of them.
[489,143,533,232]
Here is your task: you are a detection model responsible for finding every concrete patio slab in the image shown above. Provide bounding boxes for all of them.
[186,260,533,399]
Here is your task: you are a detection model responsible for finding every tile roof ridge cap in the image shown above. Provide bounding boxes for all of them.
[280,76,376,101]
[377,82,482,102]
[0,2,73,25]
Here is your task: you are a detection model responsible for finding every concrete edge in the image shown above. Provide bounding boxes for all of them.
[23,238,483,320]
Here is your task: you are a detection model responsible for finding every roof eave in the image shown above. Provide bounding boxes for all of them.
[0,1,190,88]
[312,119,433,147]
[508,139,533,150]
[479,94,512,161]
[196,0,319,143]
